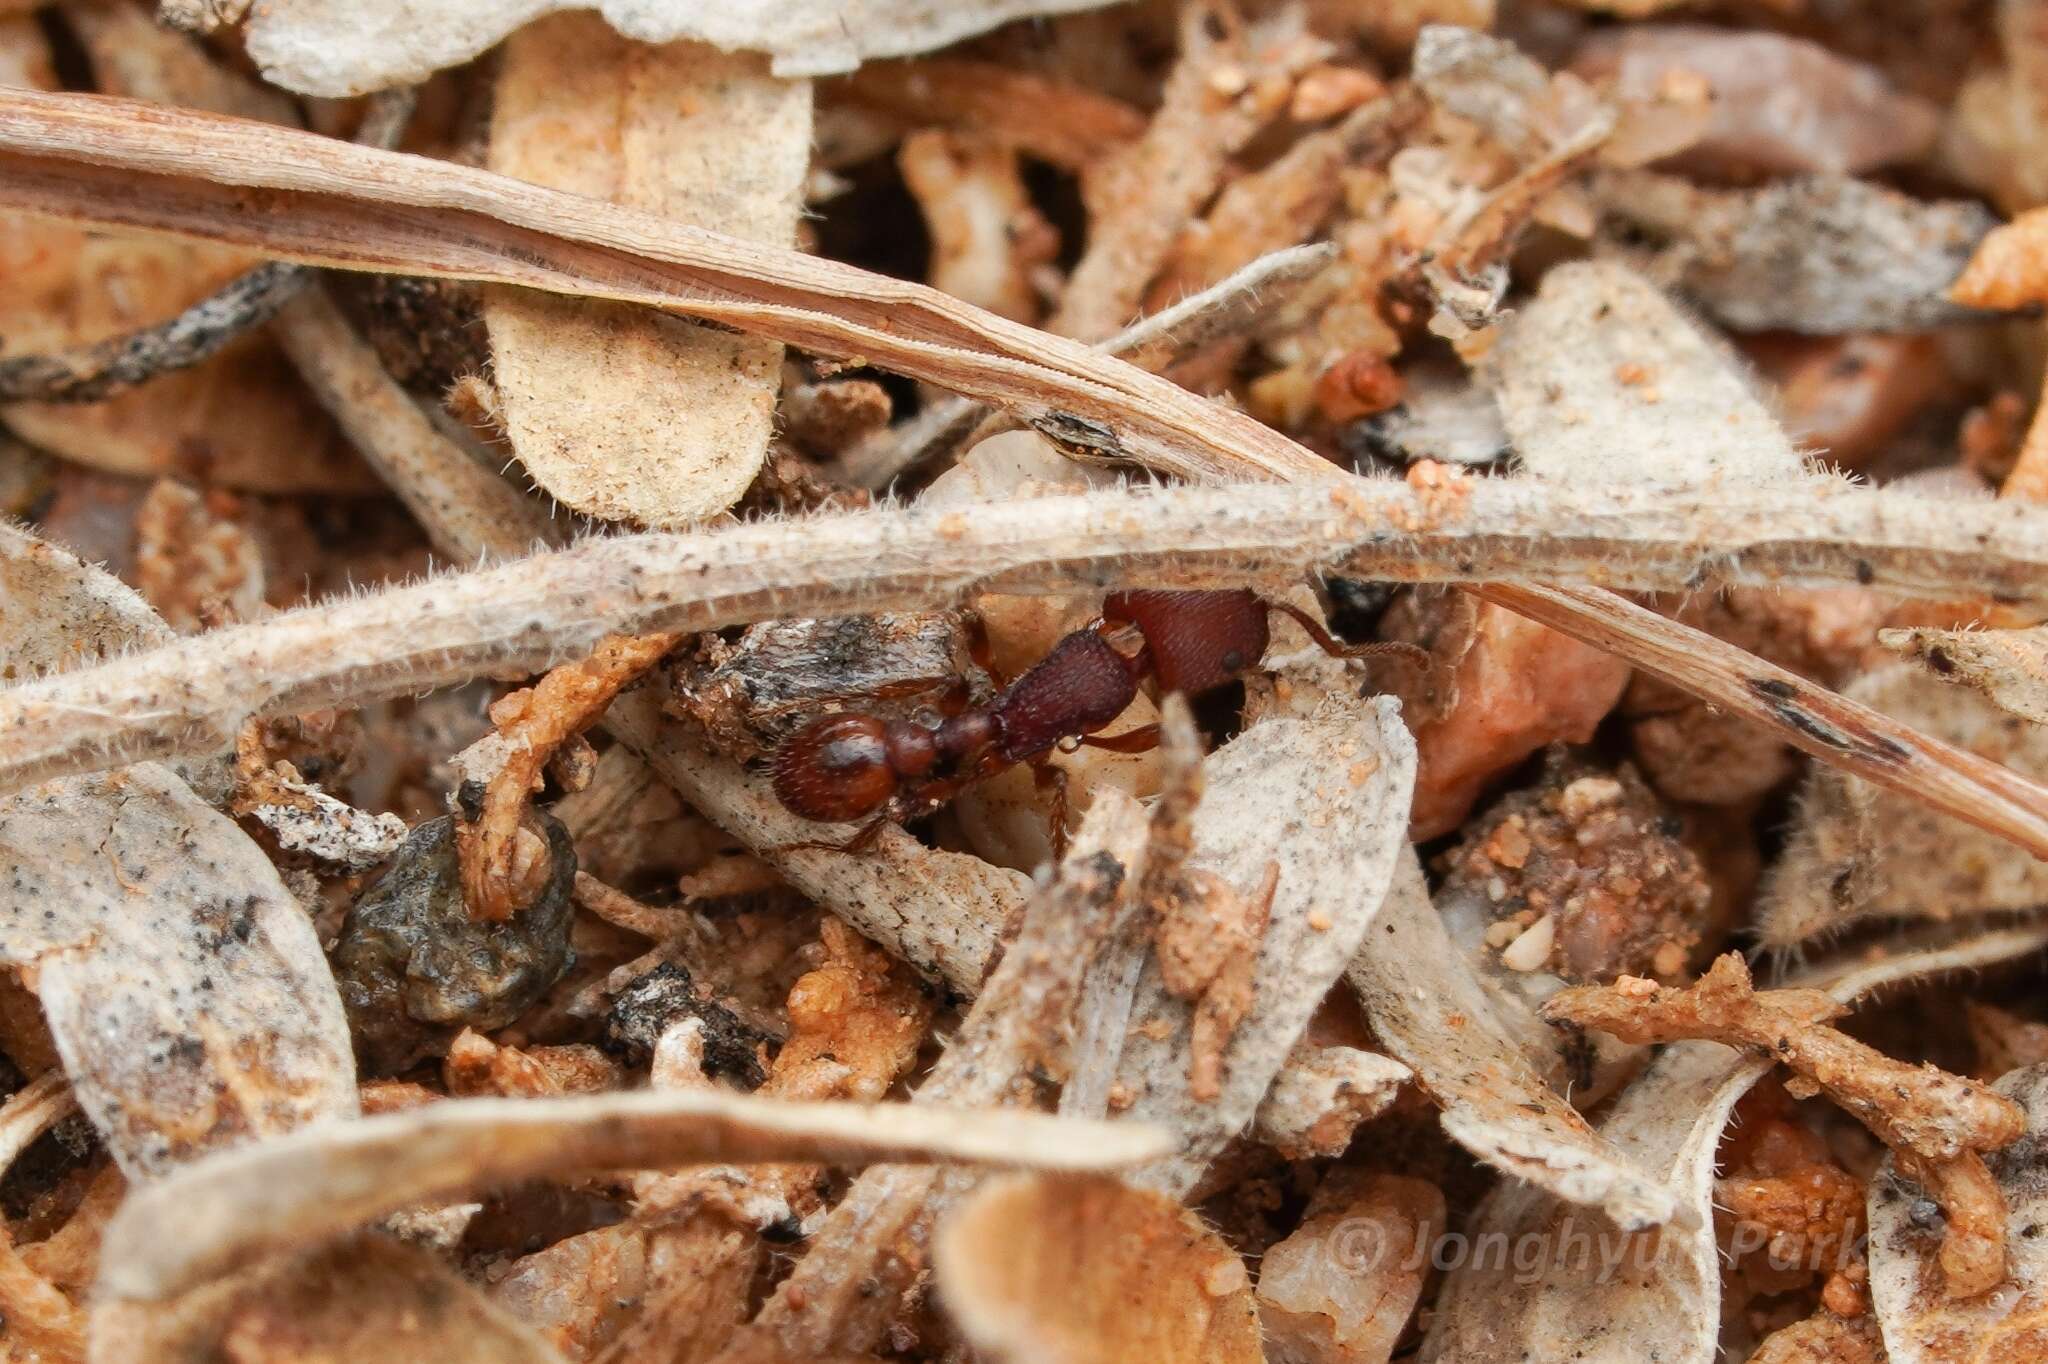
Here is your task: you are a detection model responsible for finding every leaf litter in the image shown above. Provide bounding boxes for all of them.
[3,6,2048,1362]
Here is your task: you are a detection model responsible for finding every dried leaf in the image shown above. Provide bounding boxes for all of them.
[934,1174,1262,1364]
[1109,700,1416,1195]
[93,1234,570,1364]
[1349,846,1679,1229]
[1869,1063,2048,1361]
[1882,624,2048,726]
[1949,203,2048,310]
[235,0,1127,95]
[0,525,356,1181]
[1759,665,2048,949]
[1423,928,2048,1364]
[1600,171,1996,333]
[1488,258,1812,486]
[484,18,808,525]
[100,1085,1171,1301]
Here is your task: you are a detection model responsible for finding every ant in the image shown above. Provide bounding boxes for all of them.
[771,588,1423,856]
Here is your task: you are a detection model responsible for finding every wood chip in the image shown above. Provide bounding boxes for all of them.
[483,17,808,526]
[99,1086,1171,1301]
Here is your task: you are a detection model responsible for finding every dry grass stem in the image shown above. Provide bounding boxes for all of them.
[274,284,558,563]
[9,477,2048,799]
[98,1085,1169,1303]
[0,1070,76,1172]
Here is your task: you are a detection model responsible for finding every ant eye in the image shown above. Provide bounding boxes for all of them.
[773,715,896,822]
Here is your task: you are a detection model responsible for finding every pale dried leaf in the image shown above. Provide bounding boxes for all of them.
[1423,927,2048,1364]
[1759,665,2048,948]
[1348,847,1681,1230]
[1600,171,1995,333]
[100,1086,1171,1300]
[1882,624,2048,726]
[484,18,807,526]
[0,526,355,1181]
[1869,1063,2048,1362]
[92,1234,570,1364]
[1111,700,1416,1195]
[240,0,1126,95]
[935,1174,1263,1364]
[1488,259,1811,486]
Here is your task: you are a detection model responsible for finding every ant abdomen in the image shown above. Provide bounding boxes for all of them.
[772,713,898,822]
[992,629,1140,760]
[1103,588,1269,697]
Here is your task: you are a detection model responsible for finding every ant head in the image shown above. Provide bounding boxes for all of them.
[773,713,898,823]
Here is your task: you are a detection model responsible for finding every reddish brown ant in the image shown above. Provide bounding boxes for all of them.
[771,588,1422,855]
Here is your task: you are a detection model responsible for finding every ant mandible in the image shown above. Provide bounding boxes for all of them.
[771,588,1423,856]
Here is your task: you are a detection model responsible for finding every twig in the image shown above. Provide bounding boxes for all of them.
[1484,581,2048,871]
[0,1072,76,1175]
[3,93,2046,868]
[840,242,1336,490]
[273,285,556,562]
[0,88,416,404]
[7,478,2048,798]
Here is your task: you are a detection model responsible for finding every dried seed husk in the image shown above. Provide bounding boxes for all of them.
[91,1233,570,1364]
[1882,624,2048,726]
[483,17,808,526]
[935,1174,1263,1364]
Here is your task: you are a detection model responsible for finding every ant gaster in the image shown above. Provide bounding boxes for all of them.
[771,588,1422,854]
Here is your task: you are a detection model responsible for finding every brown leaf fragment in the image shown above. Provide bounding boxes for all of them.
[484,16,809,526]
[99,1086,1171,1302]
[1600,171,1995,333]
[1869,1063,2048,1356]
[1573,26,1939,177]
[934,1174,1262,1364]
[1758,665,2048,949]
[1257,1169,1443,1364]
[92,1234,569,1364]
[1349,847,1680,1230]
[1881,625,2048,726]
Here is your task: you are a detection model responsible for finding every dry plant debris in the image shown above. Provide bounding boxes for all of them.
[934,1173,1262,1364]
[5,6,2048,1361]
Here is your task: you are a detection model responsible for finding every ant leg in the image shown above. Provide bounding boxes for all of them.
[1075,724,1162,755]
[963,613,1013,691]
[1029,759,1072,863]
[775,814,897,857]
[1261,598,1430,671]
